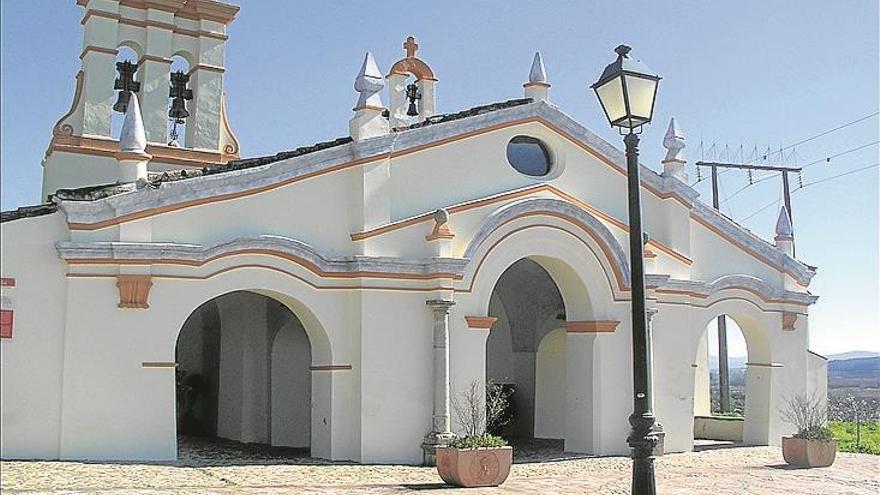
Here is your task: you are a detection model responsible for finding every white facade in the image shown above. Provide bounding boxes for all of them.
[1,0,826,465]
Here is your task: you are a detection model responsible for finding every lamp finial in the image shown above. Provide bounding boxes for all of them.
[615,44,632,58]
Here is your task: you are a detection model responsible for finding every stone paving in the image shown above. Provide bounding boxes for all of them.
[1,437,878,494]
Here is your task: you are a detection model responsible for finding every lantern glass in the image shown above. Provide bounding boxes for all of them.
[595,76,627,126]
[624,73,658,125]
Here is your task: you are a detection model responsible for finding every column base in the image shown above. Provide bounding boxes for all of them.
[421,431,455,466]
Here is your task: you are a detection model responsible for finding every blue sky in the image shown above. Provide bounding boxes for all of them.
[1,1,877,355]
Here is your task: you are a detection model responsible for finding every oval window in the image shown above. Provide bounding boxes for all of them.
[506,136,551,177]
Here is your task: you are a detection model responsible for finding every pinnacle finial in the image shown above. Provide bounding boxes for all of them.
[775,206,793,237]
[354,52,384,109]
[615,44,632,58]
[528,52,548,84]
[119,92,146,153]
[662,117,685,163]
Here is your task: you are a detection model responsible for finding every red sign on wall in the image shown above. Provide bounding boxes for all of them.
[0,310,13,339]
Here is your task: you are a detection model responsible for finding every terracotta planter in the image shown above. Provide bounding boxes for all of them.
[436,446,513,487]
[782,436,837,468]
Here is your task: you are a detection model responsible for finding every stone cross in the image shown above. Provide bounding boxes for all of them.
[404,36,419,58]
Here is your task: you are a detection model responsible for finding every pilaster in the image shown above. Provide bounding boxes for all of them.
[416,79,436,121]
[185,66,224,150]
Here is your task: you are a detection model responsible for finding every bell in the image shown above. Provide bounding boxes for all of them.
[113,90,131,113]
[169,97,189,120]
[407,100,419,117]
[405,82,421,117]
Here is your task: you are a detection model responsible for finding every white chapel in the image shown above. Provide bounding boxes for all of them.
[1,0,826,465]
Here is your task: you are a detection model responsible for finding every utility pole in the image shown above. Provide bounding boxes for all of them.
[699,161,802,413]
[709,166,731,413]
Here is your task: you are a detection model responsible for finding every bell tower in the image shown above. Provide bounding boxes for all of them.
[42,0,241,200]
[386,36,437,128]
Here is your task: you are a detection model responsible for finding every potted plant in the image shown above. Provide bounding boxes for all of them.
[780,393,837,468]
[436,381,513,488]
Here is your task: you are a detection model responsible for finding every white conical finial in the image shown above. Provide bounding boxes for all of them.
[528,52,548,84]
[119,92,146,153]
[775,206,793,237]
[354,52,385,109]
[524,52,550,101]
[661,117,687,182]
[774,206,794,256]
[662,117,685,163]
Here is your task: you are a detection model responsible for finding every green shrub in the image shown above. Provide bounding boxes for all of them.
[829,421,880,455]
[449,434,508,449]
[793,426,834,441]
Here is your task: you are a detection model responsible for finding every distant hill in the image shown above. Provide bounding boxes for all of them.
[827,351,880,361]
[828,356,879,377]
[706,353,879,390]
[708,355,747,371]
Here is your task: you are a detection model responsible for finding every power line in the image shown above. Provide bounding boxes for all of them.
[739,162,880,222]
[760,112,879,160]
[801,140,879,169]
[719,140,880,204]
[798,162,880,188]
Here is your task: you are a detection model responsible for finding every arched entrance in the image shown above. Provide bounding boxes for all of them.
[485,258,567,442]
[175,290,313,453]
[692,309,772,446]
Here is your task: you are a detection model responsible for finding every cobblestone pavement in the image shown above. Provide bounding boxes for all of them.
[2,438,878,494]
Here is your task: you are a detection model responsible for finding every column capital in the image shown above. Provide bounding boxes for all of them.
[426,299,455,313]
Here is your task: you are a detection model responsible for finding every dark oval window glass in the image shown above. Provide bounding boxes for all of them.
[507,136,551,177]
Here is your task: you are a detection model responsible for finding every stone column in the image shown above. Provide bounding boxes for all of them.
[423,299,455,465]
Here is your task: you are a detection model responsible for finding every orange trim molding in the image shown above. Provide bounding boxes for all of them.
[350,183,693,267]
[142,362,177,368]
[79,45,118,60]
[187,63,225,76]
[563,320,620,333]
[116,275,153,309]
[63,115,693,232]
[465,316,497,330]
[139,54,172,65]
[310,364,353,371]
[48,134,231,168]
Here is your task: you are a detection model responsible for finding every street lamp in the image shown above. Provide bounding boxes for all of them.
[591,44,661,495]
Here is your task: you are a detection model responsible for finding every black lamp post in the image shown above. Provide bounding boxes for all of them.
[591,44,661,495]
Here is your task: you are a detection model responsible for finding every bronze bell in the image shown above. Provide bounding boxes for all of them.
[113,90,132,113]
[112,60,140,113]
[168,71,193,121]
[405,82,420,117]
[169,96,189,120]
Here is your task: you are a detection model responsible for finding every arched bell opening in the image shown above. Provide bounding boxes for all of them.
[166,54,192,147]
[109,45,140,140]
